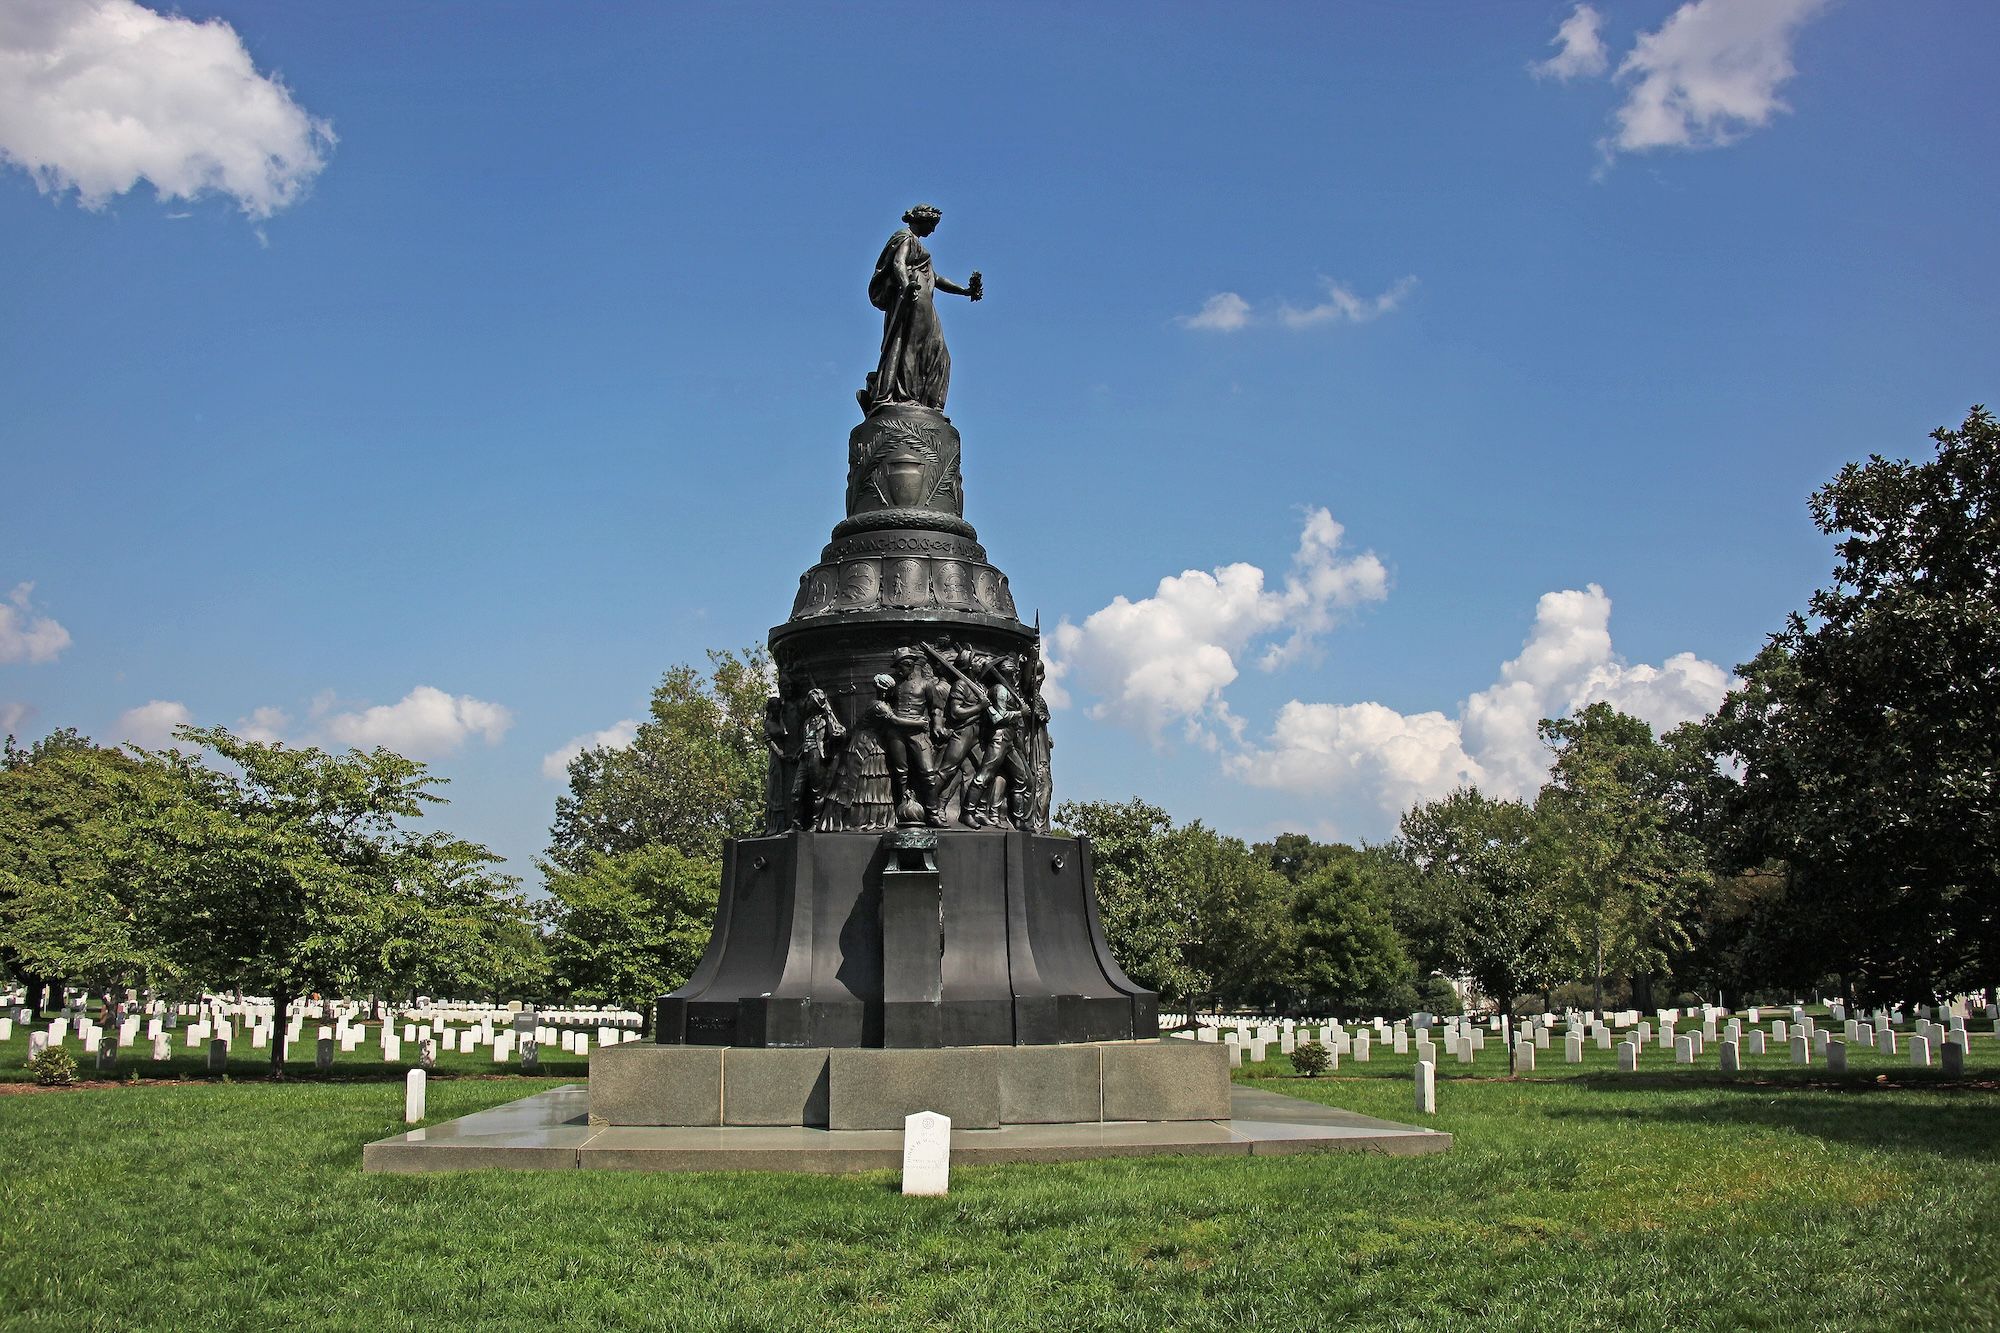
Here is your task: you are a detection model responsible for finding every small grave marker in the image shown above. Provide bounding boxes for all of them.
[901,1111,951,1196]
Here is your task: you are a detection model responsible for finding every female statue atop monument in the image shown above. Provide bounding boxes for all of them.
[862,204,981,413]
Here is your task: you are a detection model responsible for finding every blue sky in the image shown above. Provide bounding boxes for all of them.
[3,1,1996,880]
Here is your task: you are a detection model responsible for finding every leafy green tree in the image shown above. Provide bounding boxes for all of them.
[1283,858,1413,1016]
[1166,822,1296,1012]
[0,731,171,1010]
[1057,798,1199,1009]
[1396,789,1564,1069]
[129,727,478,1074]
[1705,407,2000,1002]
[1254,832,1354,886]
[360,835,540,1004]
[1536,703,1711,1013]
[539,846,720,1020]
[547,649,770,872]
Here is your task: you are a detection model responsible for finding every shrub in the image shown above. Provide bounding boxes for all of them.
[29,1048,77,1087]
[1290,1041,1331,1077]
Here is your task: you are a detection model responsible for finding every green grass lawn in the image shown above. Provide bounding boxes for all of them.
[1,1022,1996,1332]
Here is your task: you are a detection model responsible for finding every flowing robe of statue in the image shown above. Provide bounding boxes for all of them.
[867,230,951,410]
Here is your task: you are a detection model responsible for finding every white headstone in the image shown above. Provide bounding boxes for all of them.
[1674,1036,1694,1065]
[1618,1041,1637,1073]
[1909,1034,1931,1068]
[1790,1034,1810,1065]
[1827,1039,1848,1073]
[405,1068,427,1123]
[1414,1059,1436,1114]
[901,1111,951,1196]
[1719,1038,1740,1073]
[1877,1028,1897,1055]
[1565,1034,1583,1064]
[1516,1040,1534,1072]
[1942,1040,1965,1076]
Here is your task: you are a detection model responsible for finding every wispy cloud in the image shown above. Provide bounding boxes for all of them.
[1532,4,1610,81]
[1277,277,1418,330]
[1177,277,1416,335]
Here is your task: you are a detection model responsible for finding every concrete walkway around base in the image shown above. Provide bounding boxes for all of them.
[362,1084,1449,1173]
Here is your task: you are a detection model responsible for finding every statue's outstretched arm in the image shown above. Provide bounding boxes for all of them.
[936,270,984,301]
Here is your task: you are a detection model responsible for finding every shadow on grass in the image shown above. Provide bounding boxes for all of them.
[1544,1072,2000,1160]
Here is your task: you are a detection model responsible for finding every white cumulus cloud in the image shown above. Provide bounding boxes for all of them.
[233,705,289,743]
[541,718,640,781]
[1230,584,1737,827]
[321,686,513,757]
[1533,4,1610,81]
[1605,0,1827,158]
[1,702,31,734]
[0,583,71,664]
[1046,508,1387,740]
[116,698,192,748]
[0,0,334,219]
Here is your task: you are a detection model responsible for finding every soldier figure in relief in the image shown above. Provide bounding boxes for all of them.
[927,643,991,826]
[965,655,1032,829]
[869,652,941,825]
[789,688,846,830]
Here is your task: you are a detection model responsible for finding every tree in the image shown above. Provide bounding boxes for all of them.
[547,649,770,873]
[1283,858,1413,1016]
[1536,703,1711,1013]
[1056,798,1199,1008]
[1396,789,1565,1070]
[1255,832,1354,886]
[539,845,720,1020]
[359,835,540,1005]
[1705,407,2000,1002]
[0,731,171,1011]
[129,727,462,1074]
[1166,822,1295,1013]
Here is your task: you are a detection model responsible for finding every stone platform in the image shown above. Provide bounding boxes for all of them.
[590,1037,1228,1129]
[361,1084,1451,1174]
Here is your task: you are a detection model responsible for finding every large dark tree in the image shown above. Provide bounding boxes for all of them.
[1705,406,1999,1002]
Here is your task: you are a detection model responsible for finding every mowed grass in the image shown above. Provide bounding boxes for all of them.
[0,1024,1995,1332]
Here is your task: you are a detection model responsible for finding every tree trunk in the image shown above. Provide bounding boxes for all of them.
[24,976,47,1018]
[269,985,290,1078]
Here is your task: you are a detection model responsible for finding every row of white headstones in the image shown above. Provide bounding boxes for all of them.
[7,994,645,1075]
[1168,998,1995,1114]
